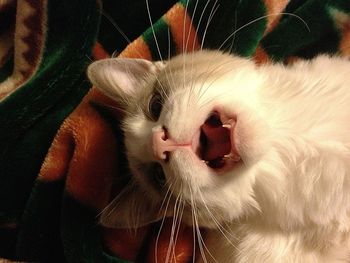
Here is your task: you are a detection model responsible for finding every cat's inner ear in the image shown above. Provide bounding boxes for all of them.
[87,58,165,101]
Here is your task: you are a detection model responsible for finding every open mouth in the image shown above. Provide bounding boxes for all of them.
[199,111,241,171]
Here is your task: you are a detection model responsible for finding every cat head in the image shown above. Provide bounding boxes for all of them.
[88,50,268,228]
[87,50,350,230]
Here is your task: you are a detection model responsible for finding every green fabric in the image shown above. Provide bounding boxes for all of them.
[0,0,99,223]
[262,0,339,60]
[16,180,66,262]
[61,193,124,263]
[99,0,178,54]
[1,0,350,262]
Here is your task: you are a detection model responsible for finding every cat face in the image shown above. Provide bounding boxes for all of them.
[88,50,270,228]
[88,51,350,230]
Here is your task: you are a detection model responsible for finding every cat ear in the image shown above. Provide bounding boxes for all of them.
[99,183,167,229]
[87,58,165,102]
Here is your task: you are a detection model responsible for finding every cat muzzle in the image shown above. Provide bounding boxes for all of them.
[151,110,241,173]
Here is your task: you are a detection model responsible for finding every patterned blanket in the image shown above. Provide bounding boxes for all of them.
[0,0,349,262]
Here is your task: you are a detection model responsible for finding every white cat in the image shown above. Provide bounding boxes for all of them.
[88,50,350,262]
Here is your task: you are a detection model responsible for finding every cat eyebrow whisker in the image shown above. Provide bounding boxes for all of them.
[164,28,177,96]
[146,0,163,62]
[101,10,147,59]
[185,0,199,54]
[228,11,238,54]
[200,0,220,51]
[218,12,310,52]
[191,0,213,53]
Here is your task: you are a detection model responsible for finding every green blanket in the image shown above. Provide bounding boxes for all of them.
[0,0,349,262]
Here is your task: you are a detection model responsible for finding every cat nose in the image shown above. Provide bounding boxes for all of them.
[152,127,174,161]
[152,127,190,161]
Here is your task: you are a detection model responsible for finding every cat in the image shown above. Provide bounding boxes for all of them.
[87,50,350,263]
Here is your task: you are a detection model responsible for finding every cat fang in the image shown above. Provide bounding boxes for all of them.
[88,50,350,263]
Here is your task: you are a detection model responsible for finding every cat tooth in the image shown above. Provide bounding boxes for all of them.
[222,124,231,129]
[223,154,233,159]
[201,160,209,164]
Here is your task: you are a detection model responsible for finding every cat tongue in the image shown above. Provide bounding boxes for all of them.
[201,121,231,161]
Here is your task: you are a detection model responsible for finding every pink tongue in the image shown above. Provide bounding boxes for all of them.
[201,122,231,161]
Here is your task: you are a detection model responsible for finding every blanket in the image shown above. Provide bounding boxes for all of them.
[0,0,350,262]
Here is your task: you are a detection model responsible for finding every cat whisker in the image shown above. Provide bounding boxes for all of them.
[185,0,199,53]
[103,2,173,115]
[85,54,93,62]
[163,28,176,96]
[200,0,220,51]
[146,0,163,61]
[190,191,197,263]
[172,196,185,261]
[228,10,238,54]
[101,10,149,59]
[157,182,173,216]
[165,190,182,263]
[155,184,174,263]
[189,185,199,263]
[97,179,134,219]
[101,10,132,46]
[196,60,238,103]
[189,184,218,263]
[186,0,218,111]
[191,0,213,53]
[197,189,240,244]
[91,101,131,116]
[218,12,310,52]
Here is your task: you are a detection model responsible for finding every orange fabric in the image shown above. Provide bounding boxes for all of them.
[93,42,110,60]
[263,0,290,34]
[146,218,194,263]
[102,227,150,261]
[39,89,120,211]
[119,37,153,60]
[253,45,271,64]
[338,21,350,56]
[164,3,201,53]
[39,68,194,262]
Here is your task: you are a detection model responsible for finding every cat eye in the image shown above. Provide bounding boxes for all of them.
[148,93,163,121]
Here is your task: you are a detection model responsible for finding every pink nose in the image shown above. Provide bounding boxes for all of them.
[152,127,190,161]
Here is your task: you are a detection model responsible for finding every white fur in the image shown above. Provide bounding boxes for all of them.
[88,50,350,262]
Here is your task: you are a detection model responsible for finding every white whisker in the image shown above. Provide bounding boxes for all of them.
[200,1,220,50]
[218,12,310,51]
[155,184,174,263]
[189,184,219,263]
[146,0,163,61]
[191,0,212,53]
[197,189,240,246]
[185,0,199,53]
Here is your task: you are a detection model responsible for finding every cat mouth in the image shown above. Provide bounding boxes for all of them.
[199,111,241,171]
